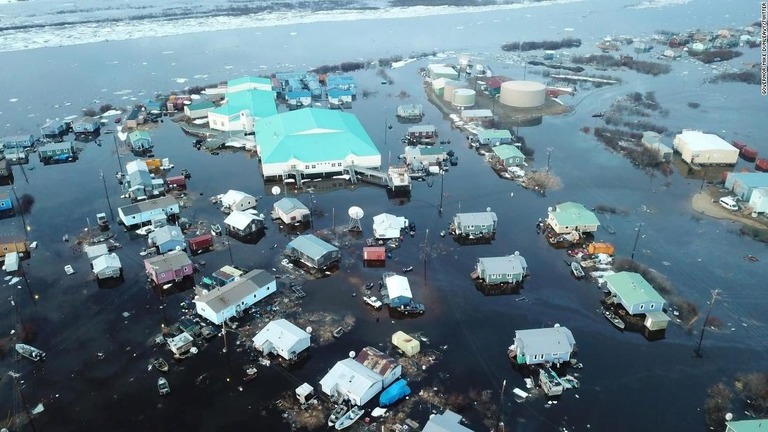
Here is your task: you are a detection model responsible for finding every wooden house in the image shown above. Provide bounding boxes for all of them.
[144,250,194,285]
[0,239,27,258]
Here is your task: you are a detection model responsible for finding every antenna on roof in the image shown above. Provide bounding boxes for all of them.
[271,186,281,196]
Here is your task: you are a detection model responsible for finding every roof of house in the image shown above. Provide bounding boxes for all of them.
[119,196,178,217]
[92,253,121,272]
[187,101,215,110]
[256,108,379,164]
[423,410,474,432]
[221,189,257,206]
[74,116,98,125]
[211,89,277,118]
[286,90,312,98]
[493,144,525,160]
[2,134,33,142]
[252,318,310,350]
[320,358,382,399]
[427,64,458,75]
[85,244,109,260]
[478,255,527,275]
[515,326,576,355]
[460,109,493,118]
[195,269,275,314]
[228,75,272,88]
[726,419,768,432]
[675,130,734,151]
[126,160,149,174]
[287,234,339,260]
[128,130,151,142]
[355,346,399,378]
[549,202,600,227]
[145,250,191,272]
[408,125,437,133]
[274,197,309,214]
[326,75,355,86]
[604,271,666,306]
[38,141,74,152]
[373,213,408,231]
[478,129,512,140]
[454,212,498,226]
[224,210,262,231]
[642,131,662,145]
[327,88,354,98]
[406,146,446,157]
[148,225,185,246]
[384,274,412,299]
[726,172,768,188]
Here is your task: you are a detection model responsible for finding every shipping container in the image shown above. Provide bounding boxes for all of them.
[188,234,213,255]
[166,175,187,190]
[731,140,748,151]
[391,331,420,357]
[587,242,615,255]
[756,158,768,172]
[740,147,758,162]
[145,158,162,170]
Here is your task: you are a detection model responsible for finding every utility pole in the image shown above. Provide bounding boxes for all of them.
[11,185,29,235]
[438,170,444,216]
[101,170,115,222]
[422,229,429,287]
[226,233,234,266]
[495,379,507,432]
[113,132,123,175]
[694,289,721,358]
[630,223,643,260]
[383,106,388,147]
[700,166,709,192]
[12,372,38,432]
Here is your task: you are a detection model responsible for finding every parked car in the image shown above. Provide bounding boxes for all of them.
[397,302,425,315]
[719,196,739,211]
[363,295,383,309]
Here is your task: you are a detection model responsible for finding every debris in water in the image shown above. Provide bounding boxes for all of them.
[122,312,130,318]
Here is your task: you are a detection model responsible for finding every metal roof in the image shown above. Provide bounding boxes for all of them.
[604,271,666,306]
[320,358,382,402]
[726,420,768,432]
[454,212,498,226]
[423,410,474,432]
[187,101,215,110]
[255,108,380,164]
[286,234,339,260]
[726,172,768,188]
[224,211,262,231]
[492,144,524,160]
[195,269,275,314]
[148,225,185,246]
[221,190,257,207]
[274,197,308,214]
[85,244,109,260]
[128,130,151,142]
[119,196,178,217]
[144,250,191,272]
[675,130,733,152]
[228,75,272,88]
[460,109,493,118]
[355,346,398,378]
[252,318,310,352]
[478,255,527,275]
[477,129,512,140]
[211,89,277,118]
[408,125,436,133]
[515,326,576,357]
[38,141,73,152]
[549,202,600,227]
[384,274,412,300]
[92,253,121,272]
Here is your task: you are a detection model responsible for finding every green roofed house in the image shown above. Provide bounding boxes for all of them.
[604,271,670,330]
[477,129,513,146]
[128,130,153,152]
[227,76,273,94]
[492,144,525,167]
[207,89,277,132]
[254,108,381,180]
[285,234,340,270]
[184,101,215,119]
[546,202,600,234]
[726,420,768,432]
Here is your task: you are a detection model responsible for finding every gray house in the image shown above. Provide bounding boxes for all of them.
[285,234,340,269]
[72,117,100,134]
[224,211,265,237]
[1,134,35,150]
[118,196,180,228]
[40,120,66,139]
[508,325,576,366]
[452,211,498,237]
[273,197,311,225]
[91,253,122,279]
[148,225,186,254]
[476,253,528,284]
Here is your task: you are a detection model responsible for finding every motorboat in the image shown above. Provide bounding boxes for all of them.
[157,377,171,395]
[15,344,46,361]
[328,405,348,427]
[334,406,364,430]
[570,261,585,279]
[402,266,414,273]
[152,357,169,373]
[539,368,564,396]
[210,224,222,236]
[603,308,626,329]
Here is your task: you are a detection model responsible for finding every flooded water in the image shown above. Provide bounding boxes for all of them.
[0,0,766,431]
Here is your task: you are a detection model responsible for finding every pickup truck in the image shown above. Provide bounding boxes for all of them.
[363,295,383,309]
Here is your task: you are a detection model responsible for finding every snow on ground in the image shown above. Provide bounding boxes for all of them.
[0,0,585,53]
[628,0,691,9]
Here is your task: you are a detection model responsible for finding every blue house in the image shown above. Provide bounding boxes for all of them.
[1,134,35,150]
[285,90,312,107]
[326,75,356,96]
[148,225,186,254]
[72,117,100,134]
[0,192,13,213]
[327,88,354,108]
[40,120,66,139]
[128,130,153,153]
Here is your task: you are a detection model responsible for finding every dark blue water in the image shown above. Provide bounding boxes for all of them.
[0,1,765,431]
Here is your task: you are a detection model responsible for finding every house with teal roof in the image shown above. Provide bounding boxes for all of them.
[546,202,600,234]
[207,89,278,132]
[128,130,153,153]
[254,108,381,180]
[726,420,768,432]
[227,76,273,94]
[492,144,525,167]
[184,101,215,119]
[477,129,513,146]
[604,271,670,330]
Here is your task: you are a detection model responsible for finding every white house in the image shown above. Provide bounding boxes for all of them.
[207,89,277,132]
[273,197,311,225]
[749,188,768,213]
[423,410,474,432]
[194,269,277,325]
[252,319,311,361]
[383,273,413,307]
[224,211,265,237]
[546,202,600,234]
[372,213,408,239]
[221,190,258,212]
[227,76,273,94]
[92,253,122,279]
[118,196,180,228]
[319,358,384,406]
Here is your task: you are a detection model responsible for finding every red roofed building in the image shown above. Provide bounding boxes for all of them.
[355,346,402,387]
[485,76,508,96]
[363,246,386,267]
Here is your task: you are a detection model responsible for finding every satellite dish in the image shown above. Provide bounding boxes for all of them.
[548,207,554,212]
[202,290,209,295]
[514,251,520,256]
[271,186,281,196]
[725,413,733,421]
[190,347,199,354]
[348,351,355,359]
[348,206,364,219]
[175,245,182,251]
[554,323,561,328]
[486,207,492,212]
[306,326,313,334]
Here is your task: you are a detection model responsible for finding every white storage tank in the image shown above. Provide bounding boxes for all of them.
[443,80,466,103]
[499,80,546,108]
[452,89,476,107]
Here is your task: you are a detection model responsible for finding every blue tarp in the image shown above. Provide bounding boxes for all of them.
[379,379,411,407]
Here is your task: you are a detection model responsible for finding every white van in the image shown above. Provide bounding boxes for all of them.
[719,196,739,211]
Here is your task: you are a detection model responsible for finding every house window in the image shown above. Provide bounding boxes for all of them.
[311,164,316,169]
[305,165,310,169]
[639,304,645,310]
[506,273,513,278]
[650,304,655,309]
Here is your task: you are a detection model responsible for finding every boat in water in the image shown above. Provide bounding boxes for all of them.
[327,405,348,427]
[603,308,625,329]
[379,379,411,407]
[539,368,565,396]
[570,261,585,279]
[152,357,169,373]
[15,344,46,361]
[158,377,171,395]
[211,224,222,236]
[334,406,364,430]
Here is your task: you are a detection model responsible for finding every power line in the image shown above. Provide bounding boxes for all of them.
[694,288,721,358]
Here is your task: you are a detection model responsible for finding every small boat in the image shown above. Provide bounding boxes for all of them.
[114,117,121,124]
[379,379,411,407]
[371,407,388,417]
[570,261,585,279]
[328,405,348,427]
[243,367,258,382]
[15,344,46,361]
[152,357,169,373]
[157,377,171,395]
[539,368,564,396]
[591,112,605,118]
[603,308,625,329]
[335,406,364,430]
[211,224,222,236]
[402,266,414,273]
[332,327,345,338]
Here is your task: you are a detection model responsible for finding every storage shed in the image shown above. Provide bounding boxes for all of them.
[273,197,310,225]
[252,319,311,361]
[382,273,412,307]
[285,234,340,269]
[91,253,122,279]
[391,331,420,357]
[724,172,768,201]
[673,130,738,166]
